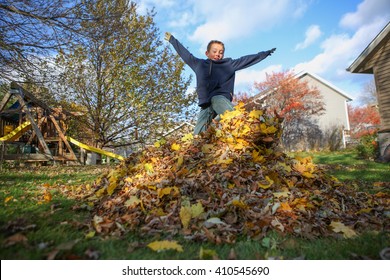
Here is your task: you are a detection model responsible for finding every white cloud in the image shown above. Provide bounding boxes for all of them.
[168,12,197,28]
[340,0,390,29]
[186,0,308,46]
[293,16,388,80]
[235,64,283,89]
[294,25,322,50]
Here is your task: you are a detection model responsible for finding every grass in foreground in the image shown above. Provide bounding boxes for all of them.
[291,150,390,193]
[0,151,389,260]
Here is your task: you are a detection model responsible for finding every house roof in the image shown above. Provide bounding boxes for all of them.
[347,22,390,73]
[248,71,353,105]
[296,71,353,101]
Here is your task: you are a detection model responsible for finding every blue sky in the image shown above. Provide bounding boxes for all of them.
[136,0,390,105]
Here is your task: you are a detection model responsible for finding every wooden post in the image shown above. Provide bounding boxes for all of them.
[49,115,78,161]
[14,91,54,161]
[0,91,12,113]
[80,148,86,165]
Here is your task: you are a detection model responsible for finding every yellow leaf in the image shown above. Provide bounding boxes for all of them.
[43,191,52,202]
[157,187,179,198]
[284,179,295,188]
[201,144,214,153]
[171,143,181,151]
[107,180,118,196]
[125,196,140,207]
[234,102,246,110]
[302,171,315,178]
[107,169,125,195]
[199,247,218,260]
[220,108,243,122]
[177,155,184,167]
[273,189,290,198]
[252,150,265,163]
[154,138,166,148]
[232,199,248,209]
[144,163,154,174]
[249,110,263,119]
[277,162,292,173]
[191,202,204,218]
[151,207,166,216]
[356,208,372,214]
[4,196,14,203]
[257,176,274,189]
[232,139,249,150]
[211,157,233,166]
[259,123,278,134]
[180,206,192,229]
[181,133,193,142]
[95,187,106,197]
[238,124,251,136]
[293,156,316,177]
[279,202,292,212]
[85,231,96,239]
[265,125,277,134]
[147,240,183,252]
[330,221,357,238]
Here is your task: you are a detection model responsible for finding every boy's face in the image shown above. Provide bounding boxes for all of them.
[206,43,224,60]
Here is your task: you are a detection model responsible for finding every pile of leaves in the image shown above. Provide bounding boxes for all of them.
[90,103,389,243]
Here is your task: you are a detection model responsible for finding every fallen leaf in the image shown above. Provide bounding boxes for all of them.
[171,143,181,151]
[147,240,183,252]
[204,217,226,228]
[179,206,192,229]
[44,190,52,202]
[201,144,214,153]
[3,233,28,247]
[330,221,357,238]
[144,163,154,174]
[199,247,218,260]
[4,196,14,203]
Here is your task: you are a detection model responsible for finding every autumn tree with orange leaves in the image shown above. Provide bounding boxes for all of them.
[348,104,380,138]
[241,70,325,150]
[251,71,324,121]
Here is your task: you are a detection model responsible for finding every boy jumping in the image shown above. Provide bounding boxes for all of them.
[165,32,275,135]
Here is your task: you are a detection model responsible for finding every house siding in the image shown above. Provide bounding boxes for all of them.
[300,75,350,131]
[251,72,352,151]
[373,39,390,131]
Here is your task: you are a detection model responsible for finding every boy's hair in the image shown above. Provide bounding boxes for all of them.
[207,40,225,52]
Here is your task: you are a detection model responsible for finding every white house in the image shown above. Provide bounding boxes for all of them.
[297,71,352,147]
[248,71,352,151]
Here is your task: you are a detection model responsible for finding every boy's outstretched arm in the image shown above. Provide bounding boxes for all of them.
[164,32,198,69]
[231,47,276,70]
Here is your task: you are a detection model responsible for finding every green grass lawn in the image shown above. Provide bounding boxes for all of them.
[291,150,390,191]
[0,151,389,260]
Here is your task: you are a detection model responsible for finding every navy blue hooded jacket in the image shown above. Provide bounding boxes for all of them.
[168,35,272,108]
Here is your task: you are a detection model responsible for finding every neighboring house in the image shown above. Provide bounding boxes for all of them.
[347,22,390,162]
[297,71,353,145]
[248,71,352,151]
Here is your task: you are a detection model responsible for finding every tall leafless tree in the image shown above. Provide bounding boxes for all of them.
[0,0,90,82]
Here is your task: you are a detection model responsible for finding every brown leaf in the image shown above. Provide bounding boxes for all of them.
[3,233,28,247]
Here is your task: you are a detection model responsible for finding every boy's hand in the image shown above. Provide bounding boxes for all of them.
[269,48,276,54]
[164,32,171,41]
